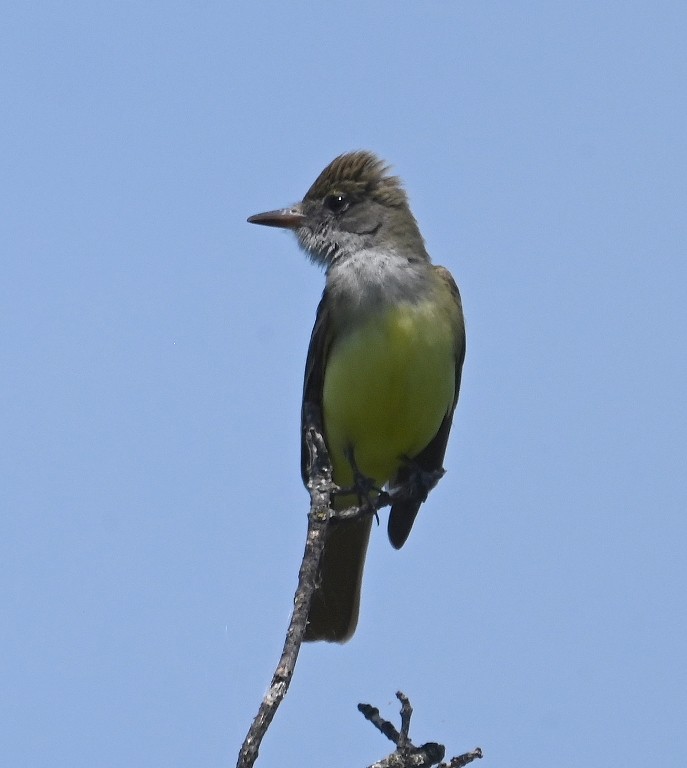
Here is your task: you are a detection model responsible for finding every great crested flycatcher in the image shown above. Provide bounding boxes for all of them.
[248,151,465,642]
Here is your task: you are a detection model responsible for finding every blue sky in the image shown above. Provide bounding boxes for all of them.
[2,2,686,766]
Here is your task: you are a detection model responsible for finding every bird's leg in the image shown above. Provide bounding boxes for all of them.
[391,456,446,505]
[333,448,382,516]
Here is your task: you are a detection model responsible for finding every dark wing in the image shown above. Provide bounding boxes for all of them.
[300,289,334,487]
[387,265,466,549]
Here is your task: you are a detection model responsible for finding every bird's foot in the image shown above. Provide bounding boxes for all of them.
[332,449,383,523]
[335,472,382,513]
[391,460,445,505]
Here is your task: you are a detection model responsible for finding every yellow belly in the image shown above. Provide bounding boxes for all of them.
[323,300,455,494]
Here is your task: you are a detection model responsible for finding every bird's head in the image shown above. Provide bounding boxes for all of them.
[248,150,427,267]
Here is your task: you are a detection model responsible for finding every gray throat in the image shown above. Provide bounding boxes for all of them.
[326,248,434,314]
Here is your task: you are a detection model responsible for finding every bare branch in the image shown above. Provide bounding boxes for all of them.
[359,692,483,768]
[236,411,335,768]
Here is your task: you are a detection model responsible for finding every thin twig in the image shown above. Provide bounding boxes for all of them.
[439,749,484,768]
[235,411,335,768]
[397,691,412,749]
[358,703,402,745]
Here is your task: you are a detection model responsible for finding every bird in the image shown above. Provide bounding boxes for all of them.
[248,151,465,642]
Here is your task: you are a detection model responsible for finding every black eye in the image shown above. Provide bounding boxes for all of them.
[324,193,349,214]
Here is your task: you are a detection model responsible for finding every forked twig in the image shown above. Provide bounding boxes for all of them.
[358,692,483,768]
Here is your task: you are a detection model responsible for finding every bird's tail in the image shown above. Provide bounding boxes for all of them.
[387,497,422,550]
[304,514,373,642]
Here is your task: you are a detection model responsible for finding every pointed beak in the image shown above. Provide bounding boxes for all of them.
[247,205,306,229]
